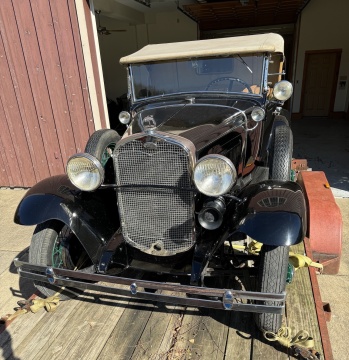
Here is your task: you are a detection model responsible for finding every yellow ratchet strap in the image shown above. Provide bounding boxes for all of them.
[29,295,61,313]
[289,252,323,273]
[232,242,323,272]
[264,326,315,349]
[29,286,64,313]
[0,288,63,323]
[231,240,262,255]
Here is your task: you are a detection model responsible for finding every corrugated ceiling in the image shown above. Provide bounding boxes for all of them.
[183,0,309,31]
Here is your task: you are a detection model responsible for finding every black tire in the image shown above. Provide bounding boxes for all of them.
[85,129,120,167]
[29,220,93,300]
[270,125,293,180]
[255,245,289,332]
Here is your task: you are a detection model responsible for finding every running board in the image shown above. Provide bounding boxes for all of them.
[14,258,285,314]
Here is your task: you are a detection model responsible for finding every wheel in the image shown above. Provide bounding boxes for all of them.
[29,220,93,300]
[205,77,253,93]
[85,129,120,167]
[255,245,289,332]
[270,125,293,180]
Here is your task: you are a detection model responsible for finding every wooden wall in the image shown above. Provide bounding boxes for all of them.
[0,0,102,187]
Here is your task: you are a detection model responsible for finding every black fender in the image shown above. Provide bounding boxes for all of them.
[232,180,307,246]
[14,175,120,264]
[261,112,291,165]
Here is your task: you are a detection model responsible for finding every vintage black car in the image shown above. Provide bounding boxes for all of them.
[14,33,306,333]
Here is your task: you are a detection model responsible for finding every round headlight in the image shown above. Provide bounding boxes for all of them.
[194,155,237,196]
[273,80,293,101]
[119,111,131,124]
[251,107,265,122]
[66,153,104,191]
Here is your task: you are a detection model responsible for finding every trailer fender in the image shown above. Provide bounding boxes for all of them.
[235,180,307,246]
[14,175,120,264]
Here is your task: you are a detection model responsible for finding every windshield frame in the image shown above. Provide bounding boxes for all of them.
[128,54,269,104]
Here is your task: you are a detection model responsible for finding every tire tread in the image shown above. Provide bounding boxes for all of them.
[271,125,293,181]
[85,129,120,159]
[29,220,80,300]
[255,245,289,332]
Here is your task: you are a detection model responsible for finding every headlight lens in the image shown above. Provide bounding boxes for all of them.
[66,153,104,191]
[194,155,237,196]
[273,80,293,101]
[251,107,265,122]
[119,111,131,124]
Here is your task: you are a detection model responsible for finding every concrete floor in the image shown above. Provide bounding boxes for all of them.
[0,117,348,359]
[292,117,349,197]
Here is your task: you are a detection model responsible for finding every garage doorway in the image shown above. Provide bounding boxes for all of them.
[301,50,341,117]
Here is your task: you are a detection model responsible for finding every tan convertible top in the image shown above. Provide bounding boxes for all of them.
[120,33,284,65]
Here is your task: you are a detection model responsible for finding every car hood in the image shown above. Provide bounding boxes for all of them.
[128,99,259,151]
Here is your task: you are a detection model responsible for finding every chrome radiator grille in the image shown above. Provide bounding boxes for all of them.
[114,138,195,256]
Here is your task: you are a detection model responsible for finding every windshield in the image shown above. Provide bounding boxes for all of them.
[130,54,264,101]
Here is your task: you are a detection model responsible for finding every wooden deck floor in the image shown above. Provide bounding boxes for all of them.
[0,242,324,360]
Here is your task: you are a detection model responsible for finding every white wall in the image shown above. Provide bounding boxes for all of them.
[293,0,349,113]
[96,12,197,102]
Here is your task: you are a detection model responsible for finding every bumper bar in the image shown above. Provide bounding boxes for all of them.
[14,258,285,314]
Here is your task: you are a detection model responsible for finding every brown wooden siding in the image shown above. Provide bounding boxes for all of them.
[0,0,97,188]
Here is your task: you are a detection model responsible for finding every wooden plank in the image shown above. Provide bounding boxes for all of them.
[33,290,130,360]
[131,293,184,359]
[251,326,289,360]
[155,306,199,359]
[0,249,36,317]
[168,307,230,360]
[225,272,255,359]
[0,112,12,186]
[0,0,50,184]
[0,308,47,359]
[225,312,254,360]
[286,243,323,353]
[0,244,44,355]
[149,306,185,359]
[11,0,65,176]
[0,33,30,186]
[30,0,76,162]
[12,298,81,360]
[227,271,287,360]
[67,0,95,136]
[97,299,155,359]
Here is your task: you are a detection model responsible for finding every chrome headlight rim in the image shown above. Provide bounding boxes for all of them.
[66,153,104,191]
[194,154,237,197]
[273,80,293,101]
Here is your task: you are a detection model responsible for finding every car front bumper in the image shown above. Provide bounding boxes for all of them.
[14,258,285,314]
